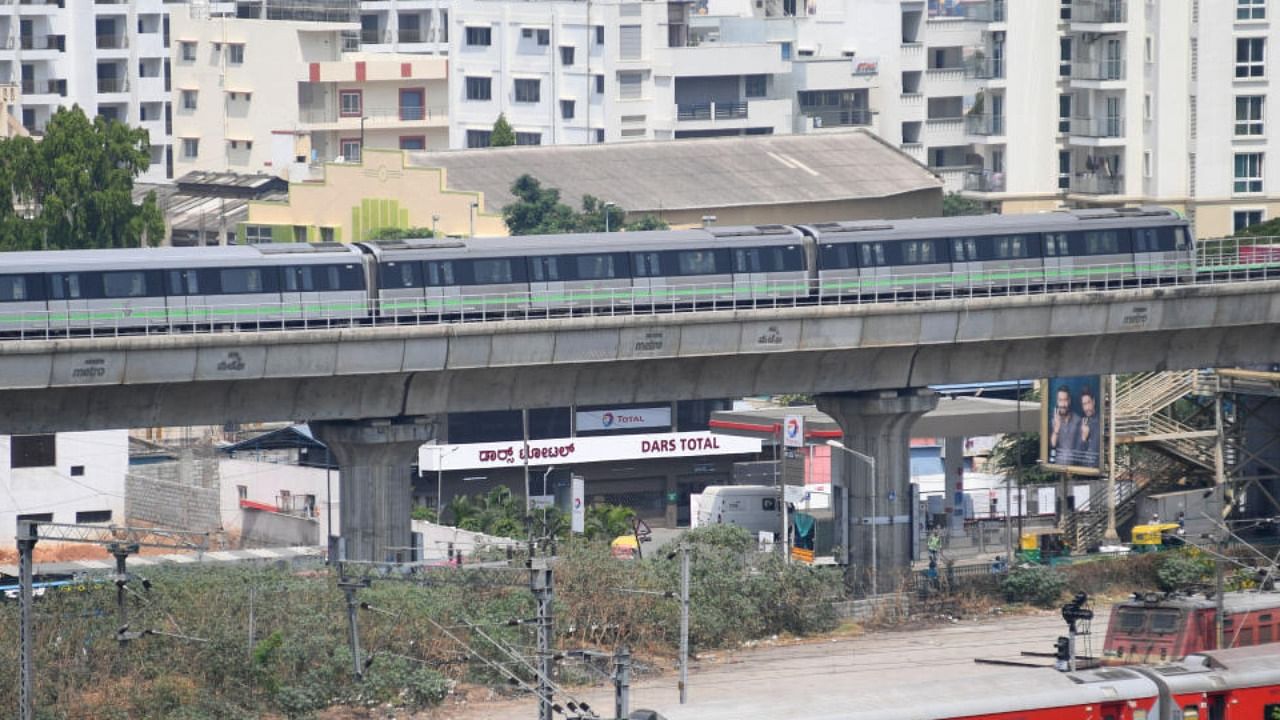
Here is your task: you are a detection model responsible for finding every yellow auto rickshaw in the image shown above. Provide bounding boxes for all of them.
[1019,528,1071,565]
[610,535,640,560]
[1130,523,1183,553]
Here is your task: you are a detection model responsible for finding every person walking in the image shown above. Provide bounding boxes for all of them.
[927,528,942,564]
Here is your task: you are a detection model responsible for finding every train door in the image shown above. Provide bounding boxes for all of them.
[47,272,91,330]
[424,259,464,317]
[528,255,566,312]
[732,247,768,303]
[166,269,206,327]
[1043,231,1069,287]
[1099,702,1127,720]
[1206,693,1226,720]
[631,251,660,307]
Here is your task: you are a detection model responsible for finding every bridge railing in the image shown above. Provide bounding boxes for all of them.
[0,254,1277,341]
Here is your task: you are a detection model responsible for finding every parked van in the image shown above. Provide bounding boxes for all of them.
[696,485,782,536]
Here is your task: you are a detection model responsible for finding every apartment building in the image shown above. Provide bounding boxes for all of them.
[0,0,173,181]
[358,0,448,55]
[446,0,803,147]
[170,8,448,180]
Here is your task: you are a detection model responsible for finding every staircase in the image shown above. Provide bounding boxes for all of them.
[1113,370,1200,435]
[1062,452,1187,551]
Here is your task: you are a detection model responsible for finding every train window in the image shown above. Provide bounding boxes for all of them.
[675,250,721,276]
[1173,227,1190,250]
[819,244,858,270]
[102,271,151,298]
[472,258,522,285]
[381,261,422,289]
[1116,609,1146,632]
[425,260,459,286]
[1265,703,1280,719]
[1181,708,1198,720]
[575,253,628,281]
[47,273,100,300]
[632,252,661,277]
[220,267,274,294]
[952,238,979,262]
[859,243,886,267]
[1044,232,1070,257]
[901,240,941,265]
[996,234,1037,259]
[167,270,200,295]
[1082,229,1133,255]
[733,246,804,273]
[1151,610,1180,633]
[529,256,563,282]
[0,275,35,302]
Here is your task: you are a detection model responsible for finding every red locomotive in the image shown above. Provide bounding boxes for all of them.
[657,643,1280,720]
[1103,590,1280,664]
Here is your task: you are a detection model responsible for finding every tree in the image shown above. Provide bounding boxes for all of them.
[490,113,515,147]
[583,503,637,541]
[989,432,1057,485]
[502,175,669,236]
[0,105,163,250]
[367,226,435,241]
[1236,217,1280,237]
[942,192,985,217]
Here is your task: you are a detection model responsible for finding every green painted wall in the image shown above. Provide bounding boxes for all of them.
[352,197,409,241]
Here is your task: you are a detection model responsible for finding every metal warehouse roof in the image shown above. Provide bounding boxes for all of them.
[407,130,942,215]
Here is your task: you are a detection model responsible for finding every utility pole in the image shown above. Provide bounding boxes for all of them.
[339,577,369,681]
[613,645,631,720]
[17,521,35,720]
[678,543,691,705]
[531,558,555,720]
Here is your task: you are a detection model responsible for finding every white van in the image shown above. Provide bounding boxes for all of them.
[696,485,783,536]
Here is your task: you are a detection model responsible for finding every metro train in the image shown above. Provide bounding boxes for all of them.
[653,643,1280,720]
[0,207,1200,335]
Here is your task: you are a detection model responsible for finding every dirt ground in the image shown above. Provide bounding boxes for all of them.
[317,604,1113,720]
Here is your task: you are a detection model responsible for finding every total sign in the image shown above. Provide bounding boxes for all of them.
[784,414,805,448]
[418,431,763,471]
[576,407,671,432]
[571,476,585,534]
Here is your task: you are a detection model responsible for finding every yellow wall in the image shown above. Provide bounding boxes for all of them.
[1190,200,1280,239]
[245,149,507,240]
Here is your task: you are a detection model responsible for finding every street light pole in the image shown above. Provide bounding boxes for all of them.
[603,201,615,232]
[431,213,440,238]
[827,439,879,597]
[469,201,478,238]
[359,116,367,162]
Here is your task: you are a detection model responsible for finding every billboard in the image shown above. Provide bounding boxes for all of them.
[1040,376,1105,474]
[783,414,805,448]
[576,407,671,432]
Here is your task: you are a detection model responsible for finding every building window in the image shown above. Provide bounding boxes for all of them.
[1058,93,1071,133]
[515,131,541,145]
[182,138,199,159]
[237,485,248,500]
[1143,150,1153,178]
[618,71,643,100]
[595,25,605,44]
[465,26,492,46]
[514,78,541,103]
[1143,93,1152,120]
[228,43,244,64]
[745,74,767,98]
[1236,95,1264,135]
[561,99,575,119]
[244,225,273,242]
[1238,0,1266,20]
[560,46,575,65]
[465,76,492,101]
[466,129,493,148]
[180,41,196,61]
[1058,150,1070,190]
[70,465,84,476]
[780,42,792,60]
[1059,37,1072,77]
[340,90,362,117]
[76,510,113,524]
[1060,0,1072,20]
[399,135,426,150]
[341,138,361,162]
[16,513,53,524]
[595,74,605,94]
[10,434,56,469]
[619,25,641,60]
[1234,152,1264,193]
[1234,209,1264,232]
[595,128,605,143]
[1145,36,1154,63]
[181,89,197,110]
[1236,37,1265,78]
[522,27,550,45]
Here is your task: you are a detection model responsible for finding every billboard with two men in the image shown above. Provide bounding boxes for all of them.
[1040,375,1104,474]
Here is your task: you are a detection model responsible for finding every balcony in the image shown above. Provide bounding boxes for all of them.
[96,77,128,93]
[1070,0,1126,25]
[361,28,389,45]
[1068,115,1125,142]
[931,164,978,192]
[928,0,1004,23]
[1070,174,1125,195]
[398,27,428,44]
[23,78,65,97]
[963,169,1006,193]
[964,113,1005,137]
[1070,59,1125,83]
[673,98,791,131]
[965,57,1005,80]
[924,116,965,145]
[678,101,747,121]
[802,107,873,129]
[19,34,63,51]
[96,34,128,49]
[298,104,447,128]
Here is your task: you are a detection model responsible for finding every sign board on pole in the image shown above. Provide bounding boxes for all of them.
[784,415,805,448]
[570,476,585,534]
[784,485,809,504]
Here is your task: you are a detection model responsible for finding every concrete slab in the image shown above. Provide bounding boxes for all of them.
[552,329,620,363]
[797,316,863,350]
[446,335,493,369]
[335,339,405,375]
[490,332,555,366]
[738,320,801,353]
[401,337,448,371]
[0,354,51,388]
[619,326,679,359]
[50,351,126,386]
[265,343,338,378]
[195,346,266,382]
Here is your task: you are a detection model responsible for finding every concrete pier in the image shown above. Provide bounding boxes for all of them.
[817,389,938,595]
[312,418,438,562]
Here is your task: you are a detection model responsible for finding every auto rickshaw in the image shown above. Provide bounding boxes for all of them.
[1130,523,1183,553]
[610,535,640,560]
[1019,528,1071,565]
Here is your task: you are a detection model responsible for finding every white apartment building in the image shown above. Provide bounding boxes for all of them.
[0,430,129,537]
[358,0,449,55]
[0,0,174,182]
[170,9,448,180]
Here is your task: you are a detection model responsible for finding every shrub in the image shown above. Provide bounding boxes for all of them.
[1001,565,1067,607]
[1156,550,1214,592]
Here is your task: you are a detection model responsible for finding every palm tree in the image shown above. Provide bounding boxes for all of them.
[584,504,637,540]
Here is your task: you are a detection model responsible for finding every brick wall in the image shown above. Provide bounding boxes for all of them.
[126,455,222,532]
